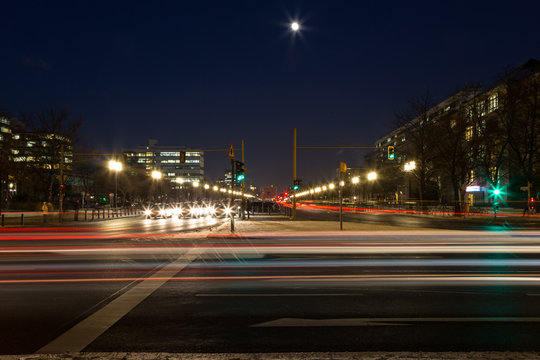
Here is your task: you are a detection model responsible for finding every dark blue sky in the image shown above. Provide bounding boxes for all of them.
[2,1,539,189]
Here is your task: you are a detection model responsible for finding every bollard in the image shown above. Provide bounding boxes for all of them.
[1,214,4,226]
[21,213,24,225]
[92,210,95,221]
[85,210,87,221]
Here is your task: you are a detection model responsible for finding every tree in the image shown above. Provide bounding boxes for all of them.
[18,107,84,203]
[498,62,540,196]
[394,91,439,206]
[431,88,478,213]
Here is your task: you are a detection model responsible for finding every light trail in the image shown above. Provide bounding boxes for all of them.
[3,273,540,285]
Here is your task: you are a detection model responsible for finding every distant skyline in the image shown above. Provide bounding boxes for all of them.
[2,1,539,189]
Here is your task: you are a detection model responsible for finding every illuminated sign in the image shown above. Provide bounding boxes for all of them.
[466,186,481,192]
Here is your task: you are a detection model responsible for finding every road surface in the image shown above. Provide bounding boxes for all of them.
[2,215,540,355]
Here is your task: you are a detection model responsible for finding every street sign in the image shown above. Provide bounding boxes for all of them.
[228,143,235,159]
[520,186,529,191]
[340,162,347,173]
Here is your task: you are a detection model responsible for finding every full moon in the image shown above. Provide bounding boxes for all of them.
[291,22,300,31]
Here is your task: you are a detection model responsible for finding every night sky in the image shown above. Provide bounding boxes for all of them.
[2,1,539,190]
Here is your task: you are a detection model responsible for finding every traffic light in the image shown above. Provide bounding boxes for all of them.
[59,184,66,194]
[387,146,395,160]
[292,179,302,191]
[235,161,245,182]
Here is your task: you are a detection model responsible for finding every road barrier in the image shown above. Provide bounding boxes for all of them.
[0,208,144,226]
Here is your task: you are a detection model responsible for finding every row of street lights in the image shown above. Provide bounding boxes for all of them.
[108,164,253,204]
[294,171,378,199]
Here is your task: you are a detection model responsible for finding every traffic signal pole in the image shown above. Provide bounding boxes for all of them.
[241,139,246,220]
[230,157,235,233]
[59,144,64,223]
[292,128,297,220]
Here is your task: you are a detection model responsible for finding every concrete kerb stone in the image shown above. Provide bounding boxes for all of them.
[5,352,540,360]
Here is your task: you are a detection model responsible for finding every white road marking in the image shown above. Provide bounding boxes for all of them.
[252,316,540,327]
[196,293,363,297]
[37,248,203,354]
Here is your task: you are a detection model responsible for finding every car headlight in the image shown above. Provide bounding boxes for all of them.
[159,210,165,215]
[144,210,151,215]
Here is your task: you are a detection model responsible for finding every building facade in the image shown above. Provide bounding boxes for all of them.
[371,59,540,209]
[123,139,205,188]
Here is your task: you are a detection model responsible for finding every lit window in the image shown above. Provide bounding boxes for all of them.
[186,159,200,163]
[465,126,473,141]
[488,94,498,113]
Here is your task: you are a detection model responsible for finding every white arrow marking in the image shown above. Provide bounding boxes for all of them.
[252,317,540,327]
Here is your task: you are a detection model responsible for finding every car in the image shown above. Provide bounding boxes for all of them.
[144,204,173,219]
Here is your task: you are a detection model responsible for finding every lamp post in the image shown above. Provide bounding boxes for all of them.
[367,171,377,201]
[403,161,416,202]
[352,176,359,205]
[151,170,162,202]
[108,160,122,211]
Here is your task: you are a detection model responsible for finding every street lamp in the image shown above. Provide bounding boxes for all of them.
[108,160,122,210]
[403,161,416,201]
[192,181,200,188]
[151,170,162,202]
[352,177,360,184]
[367,172,377,181]
[151,170,162,180]
[291,22,300,31]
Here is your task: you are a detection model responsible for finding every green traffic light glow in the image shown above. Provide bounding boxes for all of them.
[493,189,501,195]
[236,174,245,181]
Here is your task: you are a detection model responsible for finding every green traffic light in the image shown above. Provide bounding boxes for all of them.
[493,189,501,196]
[236,174,245,181]
[293,185,299,191]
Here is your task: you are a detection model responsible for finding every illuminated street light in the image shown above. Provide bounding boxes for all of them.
[339,181,345,187]
[151,170,162,180]
[329,183,335,190]
[204,184,210,190]
[108,160,122,210]
[213,186,218,191]
[291,22,300,31]
[192,181,200,188]
[368,171,377,181]
[352,176,360,184]
[176,177,184,184]
[404,161,416,172]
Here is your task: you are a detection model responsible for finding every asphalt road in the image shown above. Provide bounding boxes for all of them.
[2,216,540,355]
